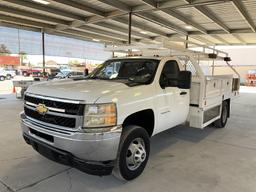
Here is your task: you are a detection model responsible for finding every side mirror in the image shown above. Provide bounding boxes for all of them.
[178,71,192,89]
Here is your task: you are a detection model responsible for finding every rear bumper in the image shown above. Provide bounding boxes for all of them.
[23,133,114,176]
[20,113,122,176]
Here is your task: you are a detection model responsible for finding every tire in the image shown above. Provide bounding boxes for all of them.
[113,125,150,181]
[0,76,5,81]
[6,74,12,80]
[214,101,228,128]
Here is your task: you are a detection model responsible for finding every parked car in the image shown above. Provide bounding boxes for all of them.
[20,47,239,181]
[21,69,42,77]
[0,68,17,81]
[54,70,84,79]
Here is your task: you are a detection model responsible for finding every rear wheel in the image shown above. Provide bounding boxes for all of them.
[6,74,12,80]
[113,125,150,181]
[0,76,5,81]
[214,101,228,128]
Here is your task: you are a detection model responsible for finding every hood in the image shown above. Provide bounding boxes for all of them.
[26,79,129,103]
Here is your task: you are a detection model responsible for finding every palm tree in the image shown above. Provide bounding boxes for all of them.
[0,44,11,55]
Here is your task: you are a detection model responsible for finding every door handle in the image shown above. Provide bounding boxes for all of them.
[180,91,187,95]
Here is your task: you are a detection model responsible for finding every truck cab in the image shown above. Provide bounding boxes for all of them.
[20,44,239,180]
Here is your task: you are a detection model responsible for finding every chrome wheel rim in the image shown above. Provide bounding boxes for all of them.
[126,138,146,171]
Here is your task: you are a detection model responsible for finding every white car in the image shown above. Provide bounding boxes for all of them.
[54,71,84,79]
[0,68,16,81]
[20,54,239,180]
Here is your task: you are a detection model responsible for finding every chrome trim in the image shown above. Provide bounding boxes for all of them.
[22,116,74,135]
[47,106,65,113]
[24,93,85,130]
[26,116,78,134]
[25,101,65,113]
[26,92,86,104]
[21,112,122,136]
[25,105,79,118]
[24,105,83,130]
[21,113,122,161]
[25,101,37,107]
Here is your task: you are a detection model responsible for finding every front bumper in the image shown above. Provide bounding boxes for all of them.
[21,113,122,175]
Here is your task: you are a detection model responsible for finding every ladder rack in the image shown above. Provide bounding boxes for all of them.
[105,40,229,61]
[105,40,240,79]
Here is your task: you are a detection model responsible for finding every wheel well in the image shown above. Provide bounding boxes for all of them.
[123,109,154,137]
[224,99,230,118]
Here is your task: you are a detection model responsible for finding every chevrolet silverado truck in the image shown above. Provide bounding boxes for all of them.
[20,45,239,180]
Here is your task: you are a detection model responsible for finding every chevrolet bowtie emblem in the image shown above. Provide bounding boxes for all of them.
[36,103,48,115]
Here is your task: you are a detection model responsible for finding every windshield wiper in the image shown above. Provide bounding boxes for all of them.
[87,76,112,80]
[73,76,106,81]
[73,76,89,81]
[85,76,106,80]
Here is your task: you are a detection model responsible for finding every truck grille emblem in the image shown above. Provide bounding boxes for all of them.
[36,103,48,115]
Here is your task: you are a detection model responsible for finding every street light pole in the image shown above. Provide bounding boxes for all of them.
[42,30,46,76]
[18,29,21,66]
[128,12,132,55]
[128,12,132,45]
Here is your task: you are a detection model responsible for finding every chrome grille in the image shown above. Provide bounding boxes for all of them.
[24,94,84,129]
[24,107,76,128]
[24,94,84,115]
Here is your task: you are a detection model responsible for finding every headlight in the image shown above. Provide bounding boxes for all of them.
[83,103,117,129]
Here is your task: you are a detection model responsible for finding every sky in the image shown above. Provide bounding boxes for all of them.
[0,26,112,61]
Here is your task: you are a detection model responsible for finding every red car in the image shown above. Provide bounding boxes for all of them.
[21,69,42,77]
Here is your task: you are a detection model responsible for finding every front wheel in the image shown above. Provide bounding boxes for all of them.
[113,125,150,181]
[214,101,228,128]
[0,76,5,81]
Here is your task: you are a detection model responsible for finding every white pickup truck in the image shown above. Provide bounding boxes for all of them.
[20,46,239,180]
[0,68,16,81]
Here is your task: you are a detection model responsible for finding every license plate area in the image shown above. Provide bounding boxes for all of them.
[29,128,54,143]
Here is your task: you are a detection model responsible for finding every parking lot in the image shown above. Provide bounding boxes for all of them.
[0,85,256,192]
[0,80,13,95]
[2,0,256,191]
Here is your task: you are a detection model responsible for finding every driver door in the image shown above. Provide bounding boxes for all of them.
[156,60,190,133]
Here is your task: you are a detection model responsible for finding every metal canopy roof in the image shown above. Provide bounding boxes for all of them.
[0,0,256,46]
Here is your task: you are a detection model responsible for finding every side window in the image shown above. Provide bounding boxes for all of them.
[160,60,180,87]
[100,61,121,78]
[185,60,197,76]
[179,58,197,76]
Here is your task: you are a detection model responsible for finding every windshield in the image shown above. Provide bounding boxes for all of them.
[88,59,160,84]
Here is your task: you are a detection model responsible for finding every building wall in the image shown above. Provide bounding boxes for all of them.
[210,46,256,83]
[217,45,256,66]
[212,66,255,83]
